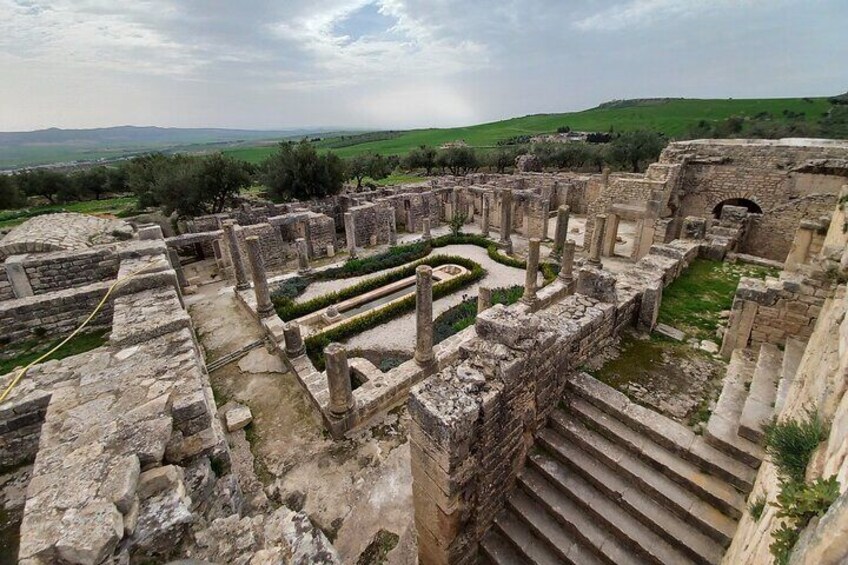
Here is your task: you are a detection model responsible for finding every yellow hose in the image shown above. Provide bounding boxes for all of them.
[0,265,156,404]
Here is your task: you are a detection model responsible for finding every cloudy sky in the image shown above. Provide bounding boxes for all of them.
[1,0,846,132]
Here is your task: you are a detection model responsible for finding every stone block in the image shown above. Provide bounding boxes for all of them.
[225,404,253,432]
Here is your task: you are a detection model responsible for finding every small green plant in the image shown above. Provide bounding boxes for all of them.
[770,476,840,564]
[763,411,827,483]
[449,210,468,236]
[749,494,767,521]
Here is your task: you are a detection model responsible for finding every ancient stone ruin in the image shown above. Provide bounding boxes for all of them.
[2,138,848,564]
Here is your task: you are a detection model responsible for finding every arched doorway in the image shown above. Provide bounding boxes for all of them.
[712,198,763,218]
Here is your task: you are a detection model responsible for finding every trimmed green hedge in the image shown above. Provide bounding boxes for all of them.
[315,241,431,280]
[304,256,486,370]
[275,254,482,321]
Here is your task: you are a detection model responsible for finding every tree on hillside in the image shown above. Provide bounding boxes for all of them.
[436,146,479,176]
[261,140,346,201]
[403,145,438,175]
[126,153,177,208]
[608,130,667,172]
[0,175,26,210]
[486,148,518,174]
[13,170,74,204]
[125,153,251,216]
[347,153,392,190]
[189,153,253,214]
[72,167,109,201]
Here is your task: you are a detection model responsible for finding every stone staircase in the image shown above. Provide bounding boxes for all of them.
[704,339,805,466]
[479,373,757,565]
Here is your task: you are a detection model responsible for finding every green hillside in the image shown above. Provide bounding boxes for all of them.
[224,97,831,163]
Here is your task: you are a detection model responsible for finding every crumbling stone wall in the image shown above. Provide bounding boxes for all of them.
[0,265,13,301]
[349,202,393,246]
[0,280,114,350]
[743,193,836,260]
[21,247,121,295]
[408,240,701,563]
[720,273,830,356]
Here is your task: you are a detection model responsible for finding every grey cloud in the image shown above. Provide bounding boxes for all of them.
[0,0,845,131]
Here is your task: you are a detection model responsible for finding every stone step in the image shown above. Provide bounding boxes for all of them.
[516,468,643,565]
[502,489,604,565]
[565,399,745,520]
[523,454,696,565]
[480,522,541,565]
[567,372,757,491]
[775,338,806,414]
[705,349,765,467]
[529,440,722,565]
[739,344,783,442]
[548,411,737,547]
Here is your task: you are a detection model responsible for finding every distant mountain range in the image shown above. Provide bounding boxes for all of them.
[0,125,351,170]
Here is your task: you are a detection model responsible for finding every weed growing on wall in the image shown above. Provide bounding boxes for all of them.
[763,411,827,484]
[762,410,839,564]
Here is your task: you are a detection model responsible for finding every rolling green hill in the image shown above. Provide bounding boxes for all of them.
[223,97,832,163]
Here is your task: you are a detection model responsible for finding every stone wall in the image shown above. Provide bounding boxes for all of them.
[744,193,836,261]
[0,265,12,301]
[6,244,232,563]
[349,202,394,247]
[21,246,121,295]
[408,239,701,563]
[0,280,114,350]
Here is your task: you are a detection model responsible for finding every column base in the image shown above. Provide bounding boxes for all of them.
[257,306,276,319]
[414,352,436,366]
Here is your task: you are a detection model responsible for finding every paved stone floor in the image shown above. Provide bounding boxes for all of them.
[186,283,416,563]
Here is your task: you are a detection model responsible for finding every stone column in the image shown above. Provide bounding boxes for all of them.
[422,218,432,241]
[344,212,358,259]
[551,205,570,260]
[602,166,611,187]
[283,322,305,357]
[245,236,275,318]
[539,200,550,241]
[167,248,189,289]
[638,282,663,332]
[325,343,354,416]
[559,240,576,283]
[588,214,606,266]
[222,220,250,291]
[602,213,620,257]
[388,214,398,246]
[481,196,491,237]
[499,189,513,253]
[296,237,311,274]
[415,265,435,366]
[785,221,816,272]
[522,238,541,304]
[477,286,492,313]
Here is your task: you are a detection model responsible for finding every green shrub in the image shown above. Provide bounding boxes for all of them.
[270,276,310,301]
[763,411,827,483]
[770,476,840,565]
[749,494,767,521]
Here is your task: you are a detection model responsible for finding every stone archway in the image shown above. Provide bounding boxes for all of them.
[712,197,763,218]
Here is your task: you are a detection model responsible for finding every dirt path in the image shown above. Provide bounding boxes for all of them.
[186,283,416,563]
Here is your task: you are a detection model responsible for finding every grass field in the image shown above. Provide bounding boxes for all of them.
[223,97,831,163]
[0,196,137,229]
[657,259,778,340]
